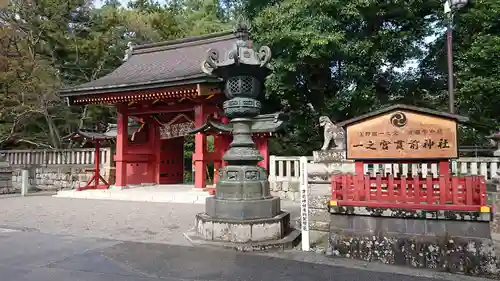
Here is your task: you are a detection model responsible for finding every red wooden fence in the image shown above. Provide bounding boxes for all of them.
[330,174,488,212]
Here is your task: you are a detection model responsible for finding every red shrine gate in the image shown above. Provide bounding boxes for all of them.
[59,31,273,189]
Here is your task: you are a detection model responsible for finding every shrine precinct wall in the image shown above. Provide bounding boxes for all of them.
[0,148,113,194]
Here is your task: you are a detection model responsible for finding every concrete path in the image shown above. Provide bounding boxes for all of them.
[0,229,490,281]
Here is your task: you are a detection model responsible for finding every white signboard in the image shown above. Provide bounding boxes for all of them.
[160,121,194,139]
[299,156,310,251]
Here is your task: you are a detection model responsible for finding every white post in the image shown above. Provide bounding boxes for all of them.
[268,155,276,190]
[299,156,310,251]
[21,169,30,196]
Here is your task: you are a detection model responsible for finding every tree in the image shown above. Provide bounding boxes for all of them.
[251,0,442,155]
[420,0,500,145]
[0,0,97,148]
[0,25,62,148]
[455,0,500,139]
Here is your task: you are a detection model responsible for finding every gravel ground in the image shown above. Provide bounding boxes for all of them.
[0,195,300,245]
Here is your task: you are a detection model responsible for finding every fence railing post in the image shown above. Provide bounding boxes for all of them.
[42,150,47,167]
[299,156,309,251]
[269,155,276,191]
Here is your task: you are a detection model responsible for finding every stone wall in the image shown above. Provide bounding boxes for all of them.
[306,184,331,252]
[489,186,500,257]
[0,168,14,194]
[6,166,114,193]
[328,210,499,277]
[270,180,300,201]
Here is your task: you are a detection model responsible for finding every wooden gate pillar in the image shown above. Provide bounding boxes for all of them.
[114,105,129,187]
[193,104,208,189]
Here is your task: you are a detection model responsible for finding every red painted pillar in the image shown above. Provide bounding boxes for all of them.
[114,105,128,187]
[355,161,364,178]
[148,119,160,184]
[193,104,207,189]
[439,160,450,177]
[255,136,270,171]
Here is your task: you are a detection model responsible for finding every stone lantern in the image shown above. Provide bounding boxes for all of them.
[187,21,298,249]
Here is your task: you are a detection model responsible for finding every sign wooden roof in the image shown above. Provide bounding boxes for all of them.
[59,31,238,97]
[340,104,469,160]
[337,104,469,127]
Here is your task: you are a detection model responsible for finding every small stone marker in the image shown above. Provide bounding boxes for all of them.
[21,169,30,196]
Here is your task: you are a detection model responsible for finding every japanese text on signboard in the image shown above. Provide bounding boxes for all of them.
[352,128,451,151]
[346,111,458,159]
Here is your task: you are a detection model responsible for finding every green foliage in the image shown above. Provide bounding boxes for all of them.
[419,0,500,145]
[252,0,443,155]
[455,1,500,137]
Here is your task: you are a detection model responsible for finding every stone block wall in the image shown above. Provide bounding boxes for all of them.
[7,166,114,193]
[489,187,500,257]
[306,184,331,251]
[328,213,499,277]
[490,191,500,235]
[0,168,14,194]
[270,180,300,201]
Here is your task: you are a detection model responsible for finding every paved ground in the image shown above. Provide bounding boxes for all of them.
[0,195,492,281]
[0,195,300,245]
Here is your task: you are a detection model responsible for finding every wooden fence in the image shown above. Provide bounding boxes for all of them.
[269,155,500,185]
[0,148,112,168]
[330,173,487,212]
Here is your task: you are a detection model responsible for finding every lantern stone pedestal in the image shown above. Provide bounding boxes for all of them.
[184,22,300,251]
[186,211,299,251]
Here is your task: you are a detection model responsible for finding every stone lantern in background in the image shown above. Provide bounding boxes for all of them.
[186,21,298,249]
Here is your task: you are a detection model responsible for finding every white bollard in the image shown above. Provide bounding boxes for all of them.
[21,169,30,196]
[299,156,310,251]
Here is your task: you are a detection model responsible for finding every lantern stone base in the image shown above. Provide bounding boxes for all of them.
[184,211,301,251]
[205,196,280,220]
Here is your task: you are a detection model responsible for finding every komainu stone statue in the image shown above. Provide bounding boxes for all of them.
[319,116,345,150]
[488,130,500,157]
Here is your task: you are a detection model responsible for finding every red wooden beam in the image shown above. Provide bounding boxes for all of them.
[128,103,195,115]
[128,103,220,116]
